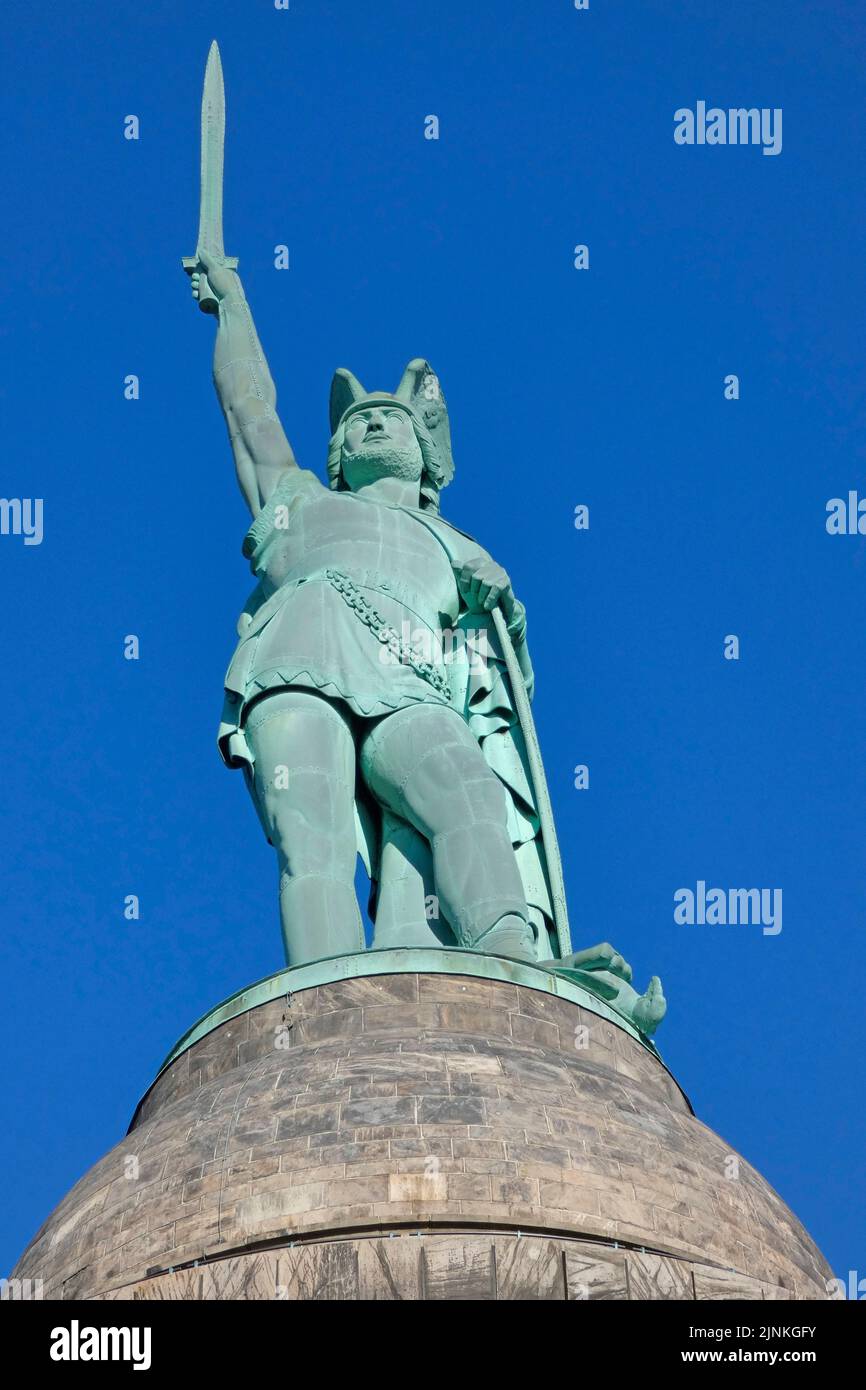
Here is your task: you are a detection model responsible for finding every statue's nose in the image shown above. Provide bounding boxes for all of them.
[366,410,386,432]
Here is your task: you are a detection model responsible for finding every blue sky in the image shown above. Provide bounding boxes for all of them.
[1,0,864,1284]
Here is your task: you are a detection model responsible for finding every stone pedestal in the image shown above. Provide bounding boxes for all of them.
[13,951,832,1300]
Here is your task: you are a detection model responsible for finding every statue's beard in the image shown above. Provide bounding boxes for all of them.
[342,444,423,487]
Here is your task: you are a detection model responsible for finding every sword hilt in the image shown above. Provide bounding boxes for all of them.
[182,254,239,315]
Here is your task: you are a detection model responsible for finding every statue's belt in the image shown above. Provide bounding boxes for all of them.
[323,569,451,701]
[240,567,442,640]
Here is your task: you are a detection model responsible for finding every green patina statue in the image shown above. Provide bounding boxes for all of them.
[182,43,666,1039]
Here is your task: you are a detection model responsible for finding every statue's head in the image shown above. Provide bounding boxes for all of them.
[327,360,454,513]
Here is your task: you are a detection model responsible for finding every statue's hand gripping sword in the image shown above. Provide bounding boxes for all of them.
[182,40,238,314]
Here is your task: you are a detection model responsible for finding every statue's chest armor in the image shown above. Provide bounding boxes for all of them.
[261,492,459,623]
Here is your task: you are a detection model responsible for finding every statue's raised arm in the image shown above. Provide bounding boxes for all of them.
[181,40,295,515]
[191,253,297,515]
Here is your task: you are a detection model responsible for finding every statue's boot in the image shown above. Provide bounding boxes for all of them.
[431,819,535,962]
[468,913,538,964]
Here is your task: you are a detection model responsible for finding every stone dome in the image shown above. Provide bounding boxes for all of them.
[13,953,832,1300]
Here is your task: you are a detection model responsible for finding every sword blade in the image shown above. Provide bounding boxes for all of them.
[197,40,226,258]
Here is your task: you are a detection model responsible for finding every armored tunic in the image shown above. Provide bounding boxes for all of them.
[218,467,464,768]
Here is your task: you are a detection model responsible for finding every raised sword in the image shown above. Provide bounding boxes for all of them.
[182,40,238,314]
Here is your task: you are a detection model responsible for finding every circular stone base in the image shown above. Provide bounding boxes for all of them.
[13,956,832,1300]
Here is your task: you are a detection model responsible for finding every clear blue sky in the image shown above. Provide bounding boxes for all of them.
[1,0,863,1283]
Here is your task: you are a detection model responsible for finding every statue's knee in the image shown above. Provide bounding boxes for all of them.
[389,731,469,804]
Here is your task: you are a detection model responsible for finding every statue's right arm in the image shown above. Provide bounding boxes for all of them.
[191,255,297,516]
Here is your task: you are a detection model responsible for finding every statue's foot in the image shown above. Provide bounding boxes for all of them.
[473,916,537,964]
[633,976,666,1037]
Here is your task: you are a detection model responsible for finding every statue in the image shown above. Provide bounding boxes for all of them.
[183,44,666,1039]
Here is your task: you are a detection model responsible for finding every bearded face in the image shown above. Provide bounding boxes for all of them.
[340,405,423,492]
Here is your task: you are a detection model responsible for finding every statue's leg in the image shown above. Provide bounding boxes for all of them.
[244,689,364,966]
[360,704,536,962]
[373,811,457,950]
